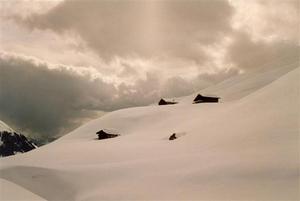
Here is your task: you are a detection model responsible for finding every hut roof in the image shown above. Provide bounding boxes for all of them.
[158,98,177,105]
[193,94,220,101]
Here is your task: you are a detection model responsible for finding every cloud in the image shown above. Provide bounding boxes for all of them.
[0,52,117,139]
[225,31,300,71]
[231,0,300,43]
[160,77,195,98]
[226,0,300,72]
[1,0,238,90]
[15,0,234,61]
[12,0,298,74]
[0,0,61,18]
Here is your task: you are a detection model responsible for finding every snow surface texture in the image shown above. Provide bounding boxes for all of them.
[0,65,299,200]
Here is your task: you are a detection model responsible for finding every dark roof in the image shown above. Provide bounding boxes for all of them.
[158,98,177,105]
[193,94,220,101]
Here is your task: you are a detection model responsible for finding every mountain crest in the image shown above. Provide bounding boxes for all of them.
[0,120,36,157]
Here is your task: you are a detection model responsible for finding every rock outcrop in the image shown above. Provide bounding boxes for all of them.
[96,129,120,140]
[169,133,177,140]
[0,131,36,157]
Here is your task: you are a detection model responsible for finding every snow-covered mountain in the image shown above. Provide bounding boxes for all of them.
[0,120,36,157]
[0,66,299,200]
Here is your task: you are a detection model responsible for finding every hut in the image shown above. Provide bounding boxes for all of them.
[193,94,220,103]
[158,98,177,105]
[96,129,119,140]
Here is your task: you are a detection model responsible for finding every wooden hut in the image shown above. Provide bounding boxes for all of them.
[193,94,220,103]
[158,98,177,105]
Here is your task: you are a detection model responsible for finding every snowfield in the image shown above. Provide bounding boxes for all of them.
[0,178,46,201]
[0,66,299,200]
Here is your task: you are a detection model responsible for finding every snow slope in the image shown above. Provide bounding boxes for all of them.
[0,178,45,201]
[178,62,298,103]
[0,66,299,200]
[0,120,14,133]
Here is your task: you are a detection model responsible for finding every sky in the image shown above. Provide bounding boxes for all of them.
[0,0,299,141]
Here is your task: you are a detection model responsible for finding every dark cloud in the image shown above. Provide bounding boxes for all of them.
[0,54,117,139]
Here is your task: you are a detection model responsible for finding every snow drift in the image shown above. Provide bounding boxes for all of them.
[0,66,299,200]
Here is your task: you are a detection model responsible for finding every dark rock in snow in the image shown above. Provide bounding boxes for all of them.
[96,129,119,140]
[169,133,177,140]
[0,131,36,157]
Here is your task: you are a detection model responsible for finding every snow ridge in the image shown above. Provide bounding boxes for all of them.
[0,120,14,133]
